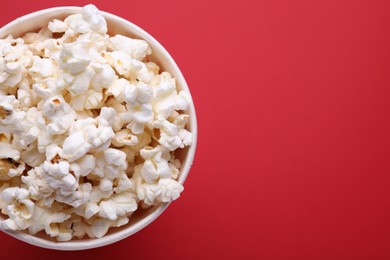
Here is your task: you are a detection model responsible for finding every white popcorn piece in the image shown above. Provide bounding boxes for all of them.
[45,144,64,162]
[109,35,151,61]
[56,182,92,208]
[59,42,91,75]
[62,131,92,162]
[41,160,92,207]
[90,63,117,91]
[32,78,57,99]
[48,19,69,33]
[0,142,20,161]
[112,129,139,147]
[62,116,114,162]
[41,95,76,135]
[108,51,142,79]
[31,38,62,61]
[113,173,134,193]
[121,81,155,135]
[0,187,35,230]
[12,107,45,150]
[42,161,77,197]
[119,147,136,165]
[89,218,112,238]
[104,97,132,131]
[151,72,192,119]
[107,78,134,103]
[140,146,172,184]
[0,39,30,89]
[126,103,153,134]
[16,78,39,109]
[130,131,152,151]
[70,89,103,111]
[0,95,26,134]
[133,165,184,206]
[28,205,71,235]
[90,149,129,194]
[80,32,110,52]
[135,82,153,104]
[92,148,127,179]
[152,116,192,151]
[135,62,154,83]
[88,186,113,204]
[7,160,26,178]
[36,130,65,154]
[58,67,95,97]
[21,167,54,205]
[65,4,107,35]
[75,154,96,177]
[0,183,10,211]
[22,27,52,45]
[97,106,116,127]
[29,56,55,79]
[45,219,73,241]
[85,203,100,219]
[98,192,137,220]
[71,217,92,239]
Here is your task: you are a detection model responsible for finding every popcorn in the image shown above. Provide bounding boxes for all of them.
[31,38,62,61]
[41,96,76,135]
[108,51,142,79]
[0,142,20,161]
[57,67,96,97]
[0,4,192,241]
[6,160,25,178]
[46,219,73,241]
[0,61,22,89]
[21,166,54,205]
[80,216,129,239]
[17,78,39,109]
[104,97,132,131]
[151,72,192,119]
[91,149,128,192]
[152,115,192,151]
[48,19,68,33]
[108,35,151,61]
[29,56,55,80]
[28,205,71,235]
[0,95,26,134]
[20,146,45,167]
[107,78,133,103]
[133,165,183,206]
[73,154,96,177]
[140,146,172,183]
[70,89,104,111]
[126,103,153,134]
[98,192,137,220]
[42,161,77,197]
[90,63,117,91]
[62,116,115,161]
[0,188,35,230]
[0,39,31,90]
[112,129,139,147]
[59,42,90,75]
[12,107,45,149]
[66,4,107,35]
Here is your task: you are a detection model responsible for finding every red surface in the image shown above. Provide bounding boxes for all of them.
[1,0,390,259]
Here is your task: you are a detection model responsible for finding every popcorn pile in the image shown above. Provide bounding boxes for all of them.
[0,5,192,241]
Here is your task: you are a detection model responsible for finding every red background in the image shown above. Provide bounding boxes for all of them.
[1,0,390,259]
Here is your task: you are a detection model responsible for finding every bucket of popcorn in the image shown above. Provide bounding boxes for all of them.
[0,4,197,250]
